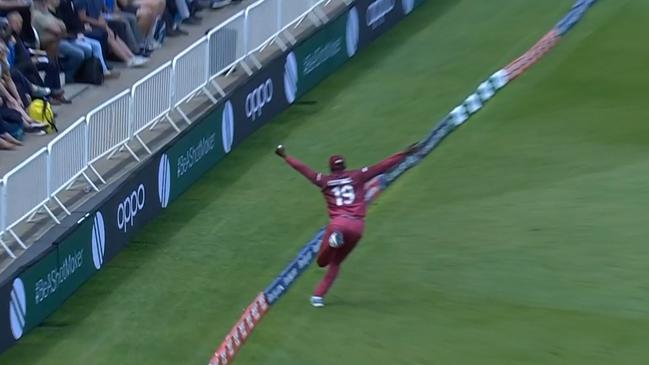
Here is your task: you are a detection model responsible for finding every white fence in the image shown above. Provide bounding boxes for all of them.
[207,11,247,95]
[131,62,175,151]
[0,0,332,260]
[48,117,98,215]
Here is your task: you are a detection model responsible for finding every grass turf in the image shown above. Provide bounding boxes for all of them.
[2,0,649,364]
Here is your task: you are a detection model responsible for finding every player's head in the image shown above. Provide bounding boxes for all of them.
[329,155,346,172]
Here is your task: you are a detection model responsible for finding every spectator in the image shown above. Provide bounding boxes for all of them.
[0,41,47,133]
[6,12,72,103]
[113,0,166,54]
[32,0,93,81]
[162,0,189,37]
[103,0,144,54]
[0,119,23,149]
[75,0,148,66]
[170,0,200,27]
[56,0,109,61]
[47,1,116,78]
[0,0,34,44]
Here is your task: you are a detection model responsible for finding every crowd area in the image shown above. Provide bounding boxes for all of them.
[0,0,240,150]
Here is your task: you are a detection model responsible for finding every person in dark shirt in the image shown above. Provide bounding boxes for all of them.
[0,0,34,44]
[50,0,115,77]
[6,12,70,103]
[74,0,147,66]
[56,0,107,51]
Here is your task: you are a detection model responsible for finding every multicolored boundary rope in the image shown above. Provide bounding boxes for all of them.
[207,1,598,364]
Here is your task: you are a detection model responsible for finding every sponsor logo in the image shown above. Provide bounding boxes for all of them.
[91,211,106,270]
[176,134,216,178]
[264,233,321,304]
[402,0,415,14]
[346,7,360,57]
[158,154,171,208]
[222,101,234,153]
[34,249,83,304]
[303,37,343,76]
[210,293,268,365]
[464,93,482,114]
[9,277,26,340]
[117,184,146,232]
[477,80,495,101]
[284,52,298,104]
[367,0,396,28]
[245,79,273,121]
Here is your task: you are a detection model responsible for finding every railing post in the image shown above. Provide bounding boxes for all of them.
[244,9,250,55]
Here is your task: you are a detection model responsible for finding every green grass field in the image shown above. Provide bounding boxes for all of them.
[3,0,649,364]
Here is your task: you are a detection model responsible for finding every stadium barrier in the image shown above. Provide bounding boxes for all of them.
[47,117,98,215]
[131,62,175,151]
[171,38,216,125]
[207,11,248,96]
[0,149,55,255]
[86,89,138,184]
[0,0,598,359]
[0,0,330,260]
[245,0,283,68]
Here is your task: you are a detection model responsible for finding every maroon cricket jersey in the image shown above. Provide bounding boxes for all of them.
[285,152,407,219]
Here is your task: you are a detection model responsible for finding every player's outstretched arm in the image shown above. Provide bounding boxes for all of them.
[362,143,420,180]
[276,145,322,187]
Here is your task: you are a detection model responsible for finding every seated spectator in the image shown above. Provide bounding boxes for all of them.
[0,0,34,44]
[75,0,148,66]
[32,0,93,81]
[174,0,201,26]
[5,12,73,103]
[0,41,47,133]
[110,0,167,54]
[47,1,116,78]
[56,0,109,61]
[162,0,189,37]
[0,119,23,149]
[103,0,144,54]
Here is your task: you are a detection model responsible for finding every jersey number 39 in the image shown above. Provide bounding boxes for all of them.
[332,185,355,206]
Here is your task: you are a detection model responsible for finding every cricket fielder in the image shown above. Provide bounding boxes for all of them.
[275,143,418,307]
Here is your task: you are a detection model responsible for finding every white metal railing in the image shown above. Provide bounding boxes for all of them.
[2,148,57,249]
[280,0,327,44]
[87,89,138,183]
[131,62,175,151]
[48,118,98,215]
[0,0,333,259]
[246,0,283,64]
[171,38,217,124]
[207,11,248,96]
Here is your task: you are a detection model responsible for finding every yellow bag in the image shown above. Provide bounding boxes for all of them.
[27,99,57,134]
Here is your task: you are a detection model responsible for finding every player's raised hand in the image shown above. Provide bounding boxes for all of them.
[275,144,287,158]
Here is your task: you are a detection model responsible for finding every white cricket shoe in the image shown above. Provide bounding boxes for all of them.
[310,296,325,308]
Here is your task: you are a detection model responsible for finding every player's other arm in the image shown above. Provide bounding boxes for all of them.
[276,145,323,187]
[362,143,419,180]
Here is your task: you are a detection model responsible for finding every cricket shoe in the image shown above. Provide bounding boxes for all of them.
[328,231,344,248]
[310,296,325,308]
